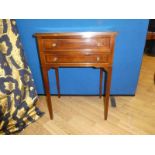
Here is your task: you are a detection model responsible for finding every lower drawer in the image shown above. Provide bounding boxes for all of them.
[44,54,109,63]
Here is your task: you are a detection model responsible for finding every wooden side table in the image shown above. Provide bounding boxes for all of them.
[34,32,117,120]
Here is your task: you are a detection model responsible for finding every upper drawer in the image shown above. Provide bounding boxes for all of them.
[42,38,111,51]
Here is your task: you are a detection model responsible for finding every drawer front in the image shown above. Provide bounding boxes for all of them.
[42,38,111,51]
[44,54,109,63]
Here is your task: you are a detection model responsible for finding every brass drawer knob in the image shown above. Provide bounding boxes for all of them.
[96,56,100,61]
[97,42,103,47]
[52,43,57,47]
[53,57,58,62]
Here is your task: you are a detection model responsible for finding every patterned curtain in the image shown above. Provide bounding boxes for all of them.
[0,19,44,134]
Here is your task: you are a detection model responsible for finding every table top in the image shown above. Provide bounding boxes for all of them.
[34,32,118,38]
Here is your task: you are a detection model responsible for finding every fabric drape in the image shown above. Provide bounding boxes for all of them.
[0,19,43,134]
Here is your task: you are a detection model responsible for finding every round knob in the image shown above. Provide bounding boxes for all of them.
[96,56,100,61]
[85,53,90,55]
[52,43,57,47]
[97,42,103,47]
[53,57,58,62]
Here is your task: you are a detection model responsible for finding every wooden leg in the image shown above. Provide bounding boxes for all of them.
[99,68,103,98]
[104,66,112,120]
[42,67,53,119]
[55,68,61,98]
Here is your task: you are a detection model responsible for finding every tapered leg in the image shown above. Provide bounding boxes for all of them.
[99,68,103,98]
[55,68,61,98]
[41,67,53,119]
[104,66,112,120]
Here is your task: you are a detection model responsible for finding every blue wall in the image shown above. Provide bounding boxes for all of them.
[16,19,149,95]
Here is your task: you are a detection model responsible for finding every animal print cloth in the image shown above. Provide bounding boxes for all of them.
[0,19,44,134]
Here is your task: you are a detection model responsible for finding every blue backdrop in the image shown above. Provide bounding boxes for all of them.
[16,19,149,95]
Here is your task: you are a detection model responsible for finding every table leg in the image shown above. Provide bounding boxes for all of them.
[42,67,53,119]
[99,68,103,98]
[55,68,61,98]
[104,66,112,120]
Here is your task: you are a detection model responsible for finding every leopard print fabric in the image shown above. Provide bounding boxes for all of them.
[0,19,44,134]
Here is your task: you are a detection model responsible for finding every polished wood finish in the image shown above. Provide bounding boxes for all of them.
[45,53,109,63]
[41,67,53,119]
[35,32,117,37]
[99,69,103,98]
[147,32,155,40]
[104,66,112,120]
[43,38,111,50]
[55,68,61,98]
[34,32,117,120]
